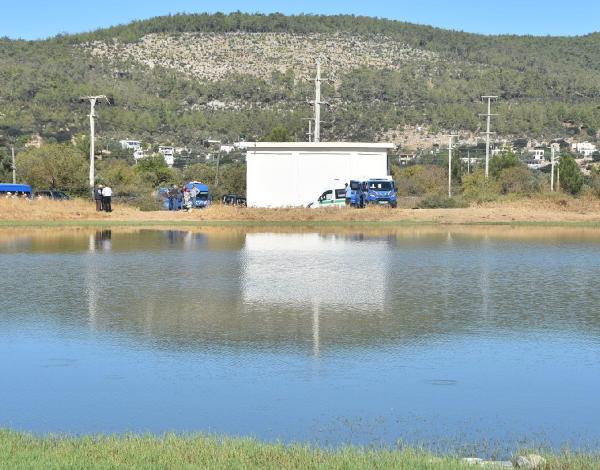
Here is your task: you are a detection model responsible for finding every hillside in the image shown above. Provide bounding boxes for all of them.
[2,12,600,155]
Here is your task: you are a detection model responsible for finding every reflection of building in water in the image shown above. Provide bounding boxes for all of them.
[242,233,388,309]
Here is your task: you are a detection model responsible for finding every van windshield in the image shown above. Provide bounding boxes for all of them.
[350,181,360,190]
[197,192,209,200]
[369,181,393,191]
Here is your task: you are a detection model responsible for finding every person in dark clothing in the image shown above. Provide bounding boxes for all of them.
[94,185,104,211]
[168,185,178,211]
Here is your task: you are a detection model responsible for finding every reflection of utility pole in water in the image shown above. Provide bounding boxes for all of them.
[442,232,454,311]
[85,233,99,330]
[312,301,320,359]
[480,235,491,319]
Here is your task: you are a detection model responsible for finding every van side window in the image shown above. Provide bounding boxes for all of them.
[335,189,346,199]
[321,190,333,201]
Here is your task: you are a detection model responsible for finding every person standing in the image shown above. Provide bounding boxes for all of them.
[345,182,352,205]
[183,185,192,212]
[95,185,104,211]
[168,185,178,211]
[102,185,113,212]
[189,184,199,209]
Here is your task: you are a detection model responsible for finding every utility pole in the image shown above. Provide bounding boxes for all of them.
[80,95,110,195]
[11,146,16,184]
[550,143,559,192]
[480,96,498,179]
[447,134,459,197]
[310,58,330,143]
[467,150,471,174]
[207,139,222,186]
[302,118,313,142]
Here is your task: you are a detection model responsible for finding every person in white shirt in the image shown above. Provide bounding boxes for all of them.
[101,185,113,212]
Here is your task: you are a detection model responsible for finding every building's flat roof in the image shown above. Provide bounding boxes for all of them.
[240,142,395,150]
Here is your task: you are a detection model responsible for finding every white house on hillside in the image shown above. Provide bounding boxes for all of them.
[133,149,145,161]
[571,142,597,158]
[120,139,141,151]
[528,148,545,160]
[159,146,175,167]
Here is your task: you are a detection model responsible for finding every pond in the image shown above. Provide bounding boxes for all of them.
[1,226,600,453]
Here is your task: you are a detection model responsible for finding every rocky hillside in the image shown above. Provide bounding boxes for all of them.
[1,12,600,153]
[83,32,438,82]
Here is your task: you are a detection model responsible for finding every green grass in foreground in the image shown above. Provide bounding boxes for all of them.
[1,431,600,470]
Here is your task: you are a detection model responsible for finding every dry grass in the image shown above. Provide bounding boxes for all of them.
[1,195,600,226]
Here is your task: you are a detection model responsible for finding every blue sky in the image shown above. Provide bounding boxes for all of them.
[2,0,599,40]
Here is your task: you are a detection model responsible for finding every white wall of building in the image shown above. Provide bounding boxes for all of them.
[159,146,175,167]
[245,142,393,207]
[120,140,141,150]
[572,142,597,157]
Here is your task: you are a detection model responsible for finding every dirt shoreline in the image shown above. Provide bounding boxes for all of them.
[1,197,600,226]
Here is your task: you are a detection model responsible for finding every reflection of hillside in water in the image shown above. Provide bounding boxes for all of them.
[2,228,600,353]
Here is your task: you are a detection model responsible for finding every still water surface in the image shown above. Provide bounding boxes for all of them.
[1,227,600,452]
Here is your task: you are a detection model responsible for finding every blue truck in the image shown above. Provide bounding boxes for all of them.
[186,181,211,208]
[347,180,366,208]
[365,178,397,208]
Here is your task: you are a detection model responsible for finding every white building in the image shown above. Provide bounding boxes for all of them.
[571,142,597,158]
[245,142,394,207]
[133,149,145,161]
[120,139,141,151]
[220,144,235,154]
[529,148,545,160]
[158,146,175,167]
